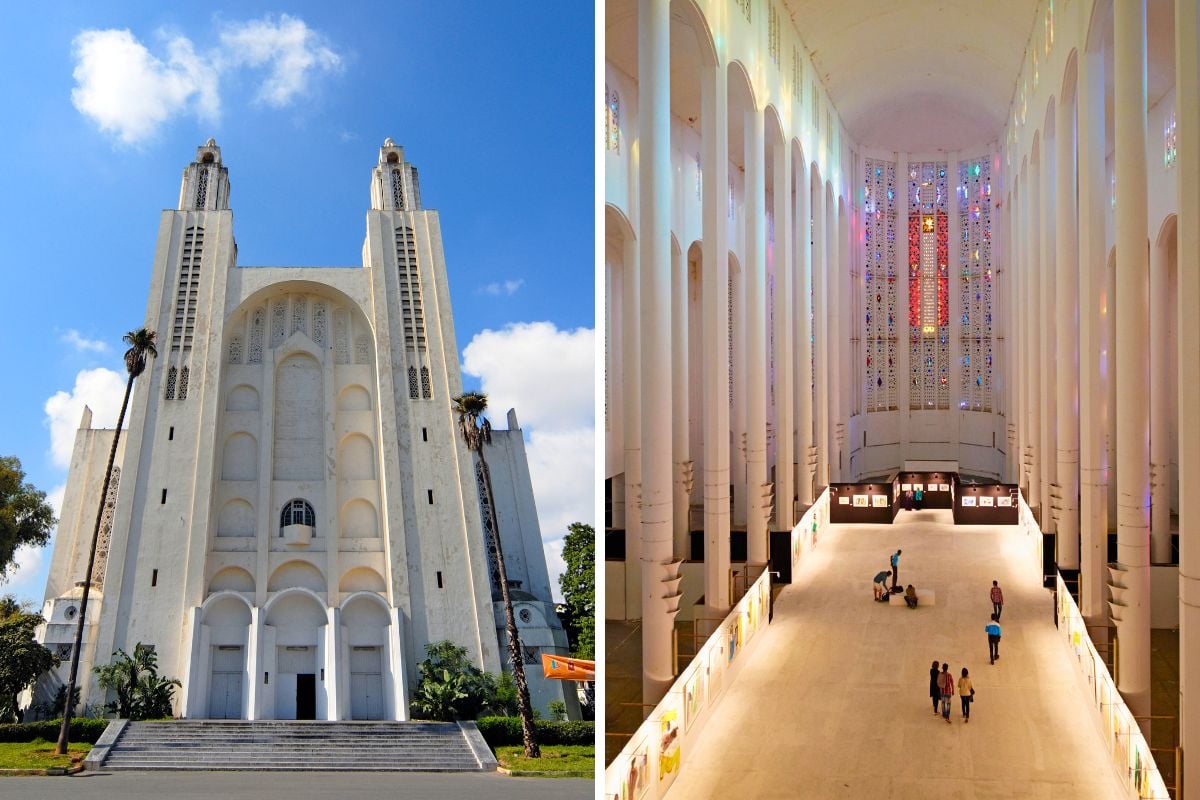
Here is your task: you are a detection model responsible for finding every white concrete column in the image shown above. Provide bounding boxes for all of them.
[1078,45,1109,620]
[813,177,829,488]
[1012,179,1026,489]
[1025,163,1042,511]
[637,0,676,703]
[701,62,731,612]
[622,233,642,619]
[1005,180,1019,482]
[795,159,815,506]
[1149,233,1172,563]
[1039,128,1057,535]
[1113,0,1151,718]
[1174,0,1200,780]
[826,189,840,481]
[773,136,795,530]
[672,240,691,560]
[1055,88,1080,569]
[745,106,769,562]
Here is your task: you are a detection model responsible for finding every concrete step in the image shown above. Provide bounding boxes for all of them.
[98,720,493,772]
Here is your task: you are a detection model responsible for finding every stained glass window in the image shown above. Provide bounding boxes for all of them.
[908,161,949,410]
[768,4,780,65]
[792,45,802,102]
[605,86,620,154]
[1165,110,1178,169]
[958,157,994,411]
[863,158,898,411]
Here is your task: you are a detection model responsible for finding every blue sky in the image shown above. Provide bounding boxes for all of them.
[0,2,595,604]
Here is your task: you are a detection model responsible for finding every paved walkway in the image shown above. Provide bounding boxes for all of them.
[665,509,1128,799]
[0,770,591,799]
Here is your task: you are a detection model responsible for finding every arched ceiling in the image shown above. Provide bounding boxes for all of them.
[782,0,1040,153]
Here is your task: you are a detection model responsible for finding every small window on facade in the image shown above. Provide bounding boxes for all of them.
[391,168,405,210]
[408,366,419,399]
[169,427,174,441]
[178,366,189,400]
[152,569,158,587]
[422,427,428,442]
[161,489,167,504]
[436,571,443,589]
[427,489,433,505]
[420,366,432,399]
[165,366,177,400]
[280,499,316,534]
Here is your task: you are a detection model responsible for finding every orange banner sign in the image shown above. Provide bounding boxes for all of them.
[541,653,595,681]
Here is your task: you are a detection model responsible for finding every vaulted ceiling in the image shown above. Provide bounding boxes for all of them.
[781,0,1040,153]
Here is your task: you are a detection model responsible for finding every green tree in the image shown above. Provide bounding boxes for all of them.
[0,598,58,722]
[559,522,595,660]
[452,392,540,758]
[57,328,157,754]
[488,671,518,716]
[93,643,179,720]
[0,456,57,581]
[410,669,470,722]
[409,640,497,721]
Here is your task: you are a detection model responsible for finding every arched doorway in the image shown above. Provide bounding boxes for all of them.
[264,590,328,720]
[201,594,252,719]
[340,593,392,720]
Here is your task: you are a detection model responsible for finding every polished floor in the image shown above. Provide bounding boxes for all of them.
[663,509,1129,799]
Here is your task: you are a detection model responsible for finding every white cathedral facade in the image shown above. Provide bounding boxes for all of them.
[33,139,575,722]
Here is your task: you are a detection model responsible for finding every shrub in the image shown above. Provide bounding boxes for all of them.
[409,641,497,721]
[0,718,110,744]
[475,716,594,748]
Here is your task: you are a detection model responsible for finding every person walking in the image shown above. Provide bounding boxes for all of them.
[958,667,975,722]
[990,580,1004,620]
[986,614,1002,664]
[929,660,941,714]
[890,549,902,589]
[938,663,954,723]
[873,569,892,600]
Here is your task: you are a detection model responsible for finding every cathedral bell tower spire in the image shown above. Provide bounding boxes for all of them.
[178,138,231,211]
[371,138,422,211]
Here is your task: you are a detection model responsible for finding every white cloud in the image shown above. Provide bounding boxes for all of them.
[218,15,341,107]
[71,29,220,145]
[482,279,525,296]
[462,322,596,596]
[44,368,127,468]
[71,15,341,144]
[462,322,594,431]
[61,329,109,354]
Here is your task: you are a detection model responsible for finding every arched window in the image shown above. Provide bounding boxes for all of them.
[420,366,432,399]
[408,366,419,399]
[195,168,208,207]
[391,168,405,210]
[280,499,316,535]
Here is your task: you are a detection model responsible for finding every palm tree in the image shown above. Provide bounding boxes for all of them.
[56,328,157,754]
[452,391,540,758]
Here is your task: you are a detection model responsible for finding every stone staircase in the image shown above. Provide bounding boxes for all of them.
[89,719,497,771]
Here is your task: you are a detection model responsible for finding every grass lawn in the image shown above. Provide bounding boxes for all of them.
[495,744,593,777]
[0,740,92,771]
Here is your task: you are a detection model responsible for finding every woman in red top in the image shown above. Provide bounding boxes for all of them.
[938,663,954,723]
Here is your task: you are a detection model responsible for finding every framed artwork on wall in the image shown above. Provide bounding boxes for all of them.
[962,496,977,507]
[901,483,912,491]
[997,496,1013,507]
[839,496,850,504]
[853,495,868,507]
[872,495,888,507]
[938,483,950,491]
[979,496,994,507]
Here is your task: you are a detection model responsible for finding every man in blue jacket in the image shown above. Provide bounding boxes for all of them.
[986,614,1002,664]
